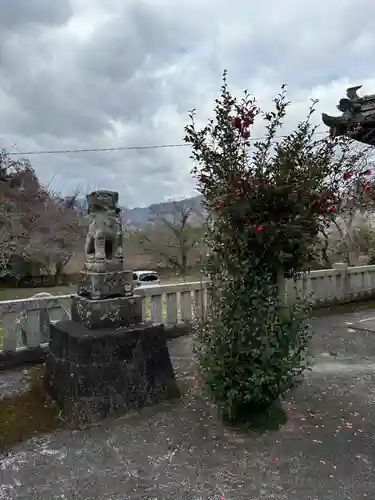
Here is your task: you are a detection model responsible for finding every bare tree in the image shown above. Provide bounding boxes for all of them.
[315,141,375,266]
[0,149,85,280]
[134,200,206,276]
[26,190,86,281]
[0,202,25,274]
[0,152,45,275]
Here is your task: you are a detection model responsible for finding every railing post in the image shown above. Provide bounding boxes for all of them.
[150,293,163,324]
[2,311,23,352]
[181,291,193,323]
[23,310,43,348]
[333,262,349,302]
[166,292,178,326]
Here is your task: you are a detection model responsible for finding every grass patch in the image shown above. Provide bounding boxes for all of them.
[0,365,65,450]
[0,286,75,302]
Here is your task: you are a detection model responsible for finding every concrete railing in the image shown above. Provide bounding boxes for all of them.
[285,263,375,306]
[0,282,209,369]
[1,263,375,369]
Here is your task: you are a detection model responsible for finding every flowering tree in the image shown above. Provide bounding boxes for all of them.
[184,72,348,423]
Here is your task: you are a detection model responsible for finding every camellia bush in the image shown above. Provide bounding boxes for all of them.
[184,71,351,423]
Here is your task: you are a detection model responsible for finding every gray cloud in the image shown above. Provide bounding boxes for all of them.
[1,0,375,207]
[0,0,72,31]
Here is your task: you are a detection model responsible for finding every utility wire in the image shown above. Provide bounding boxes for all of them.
[9,143,189,156]
[8,131,327,156]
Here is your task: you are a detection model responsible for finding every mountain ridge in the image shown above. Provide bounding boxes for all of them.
[76,195,204,229]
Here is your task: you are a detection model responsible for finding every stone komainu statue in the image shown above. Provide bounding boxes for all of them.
[84,190,123,262]
[322,86,375,146]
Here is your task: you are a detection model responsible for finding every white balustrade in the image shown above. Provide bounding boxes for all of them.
[0,294,72,356]
[135,281,209,326]
[1,264,375,360]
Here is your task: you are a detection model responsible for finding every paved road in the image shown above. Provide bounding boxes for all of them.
[1,309,375,499]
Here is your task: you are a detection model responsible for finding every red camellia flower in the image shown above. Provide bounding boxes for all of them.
[255,225,264,232]
[232,117,242,129]
[243,111,254,127]
[329,206,338,213]
[343,171,353,180]
[364,183,371,193]
[365,169,372,175]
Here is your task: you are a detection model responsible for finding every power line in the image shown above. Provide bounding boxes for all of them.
[8,131,327,156]
[8,143,189,156]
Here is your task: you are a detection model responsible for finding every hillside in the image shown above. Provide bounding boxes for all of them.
[122,195,204,229]
[77,195,205,229]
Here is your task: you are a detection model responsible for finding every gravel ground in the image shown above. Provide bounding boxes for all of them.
[1,310,375,499]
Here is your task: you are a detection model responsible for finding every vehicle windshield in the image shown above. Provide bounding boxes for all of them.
[139,273,159,282]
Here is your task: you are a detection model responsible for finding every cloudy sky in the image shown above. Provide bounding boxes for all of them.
[1,0,375,208]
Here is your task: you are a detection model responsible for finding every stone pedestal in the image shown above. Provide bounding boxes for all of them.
[71,295,142,329]
[78,269,133,300]
[45,320,180,425]
[44,190,180,425]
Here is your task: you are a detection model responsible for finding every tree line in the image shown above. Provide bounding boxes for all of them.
[2,142,375,286]
[127,140,375,274]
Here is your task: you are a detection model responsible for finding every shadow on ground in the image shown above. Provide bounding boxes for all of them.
[1,309,375,499]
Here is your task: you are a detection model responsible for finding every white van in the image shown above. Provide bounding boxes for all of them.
[132,270,160,288]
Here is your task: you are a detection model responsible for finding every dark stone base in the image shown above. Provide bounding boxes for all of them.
[78,269,133,299]
[44,320,180,425]
[71,294,142,329]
